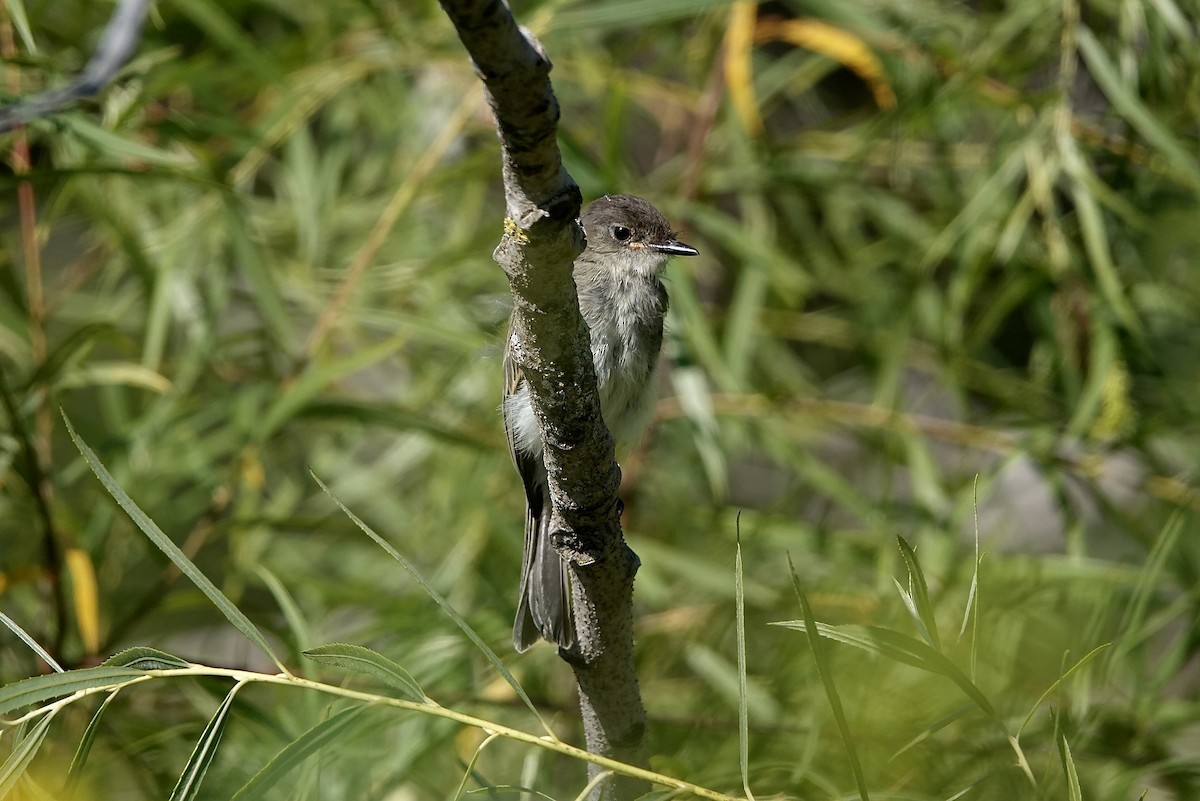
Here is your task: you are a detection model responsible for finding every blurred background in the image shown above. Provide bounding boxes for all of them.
[2,0,1199,798]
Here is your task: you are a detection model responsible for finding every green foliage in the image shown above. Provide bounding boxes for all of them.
[3,0,1200,799]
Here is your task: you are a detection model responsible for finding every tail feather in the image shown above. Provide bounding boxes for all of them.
[513,487,574,651]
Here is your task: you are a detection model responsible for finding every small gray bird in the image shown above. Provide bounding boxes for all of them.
[503,195,698,651]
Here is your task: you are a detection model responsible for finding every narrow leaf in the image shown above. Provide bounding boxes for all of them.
[0,667,144,717]
[230,706,367,801]
[64,412,289,675]
[890,704,974,761]
[3,0,37,54]
[1077,27,1200,189]
[451,731,501,801]
[302,644,424,702]
[102,646,191,671]
[772,620,997,719]
[734,524,755,801]
[787,556,870,801]
[895,536,941,650]
[1059,728,1082,801]
[1017,643,1112,737]
[65,690,124,796]
[0,611,63,673]
[167,682,243,801]
[0,709,57,797]
[257,566,313,653]
[62,117,196,168]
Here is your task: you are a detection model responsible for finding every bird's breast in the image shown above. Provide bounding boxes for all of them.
[579,277,667,453]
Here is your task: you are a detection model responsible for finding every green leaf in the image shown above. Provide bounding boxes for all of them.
[772,619,997,720]
[3,0,37,54]
[734,527,754,801]
[1058,728,1082,801]
[169,0,282,83]
[229,706,367,801]
[257,566,313,654]
[62,117,197,168]
[102,647,191,671]
[1077,27,1200,190]
[890,704,974,761]
[787,557,870,801]
[65,690,124,795]
[895,536,941,651]
[63,412,290,675]
[729,525,758,801]
[0,667,145,717]
[0,611,63,673]
[0,708,57,797]
[55,361,174,394]
[302,644,424,702]
[167,682,243,801]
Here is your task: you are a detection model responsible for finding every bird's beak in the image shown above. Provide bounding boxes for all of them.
[650,239,699,257]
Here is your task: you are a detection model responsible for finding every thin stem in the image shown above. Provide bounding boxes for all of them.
[3,666,745,801]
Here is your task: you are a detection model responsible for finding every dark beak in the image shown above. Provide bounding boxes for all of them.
[650,239,699,257]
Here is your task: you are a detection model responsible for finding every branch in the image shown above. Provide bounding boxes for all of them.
[436,1,647,798]
[0,0,149,132]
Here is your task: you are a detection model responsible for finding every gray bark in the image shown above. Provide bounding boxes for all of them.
[436,1,648,798]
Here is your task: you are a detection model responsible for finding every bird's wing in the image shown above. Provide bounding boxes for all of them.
[502,328,542,504]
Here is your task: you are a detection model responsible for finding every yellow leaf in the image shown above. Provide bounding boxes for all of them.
[724,2,762,135]
[65,548,101,655]
[755,17,897,109]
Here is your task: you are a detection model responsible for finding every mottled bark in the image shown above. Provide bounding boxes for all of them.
[437,1,647,798]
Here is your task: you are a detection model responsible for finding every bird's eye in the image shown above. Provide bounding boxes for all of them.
[612,225,632,242]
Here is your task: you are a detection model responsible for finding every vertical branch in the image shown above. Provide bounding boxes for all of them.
[435,1,648,798]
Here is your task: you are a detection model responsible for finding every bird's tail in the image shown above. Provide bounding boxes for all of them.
[513,489,574,652]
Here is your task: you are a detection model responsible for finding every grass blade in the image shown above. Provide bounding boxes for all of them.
[63,411,289,675]
[772,620,997,720]
[1017,643,1112,737]
[1058,725,1082,801]
[890,704,974,761]
[1077,27,1200,189]
[734,519,755,801]
[786,555,870,801]
[895,536,941,651]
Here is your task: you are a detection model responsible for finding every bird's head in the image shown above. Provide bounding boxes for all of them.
[579,195,698,277]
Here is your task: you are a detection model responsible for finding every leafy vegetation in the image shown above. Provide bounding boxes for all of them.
[2,0,1199,799]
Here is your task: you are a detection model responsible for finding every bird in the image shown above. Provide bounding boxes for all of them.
[503,195,699,651]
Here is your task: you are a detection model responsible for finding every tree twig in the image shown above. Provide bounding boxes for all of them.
[0,0,149,132]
